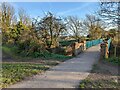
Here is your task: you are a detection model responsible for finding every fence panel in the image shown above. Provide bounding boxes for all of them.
[86,39,103,49]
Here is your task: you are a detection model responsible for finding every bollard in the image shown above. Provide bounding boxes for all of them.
[100,43,106,59]
[83,41,86,50]
[71,42,76,56]
[100,41,109,59]
[104,41,109,59]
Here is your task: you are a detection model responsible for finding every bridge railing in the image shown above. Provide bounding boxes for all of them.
[107,38,111,51]
[65,38,103,56]
[86,39,103,49]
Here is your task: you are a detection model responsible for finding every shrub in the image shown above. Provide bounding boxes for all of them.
[47,47,66,55]
[2,45,19,59]
[31,51,72,60]
[106,57,120,65]
[59,40,77,46]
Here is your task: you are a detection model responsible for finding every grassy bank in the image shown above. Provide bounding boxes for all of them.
[105,57,120,66]
[1,60,64,88]
[2,45,72,61]
[79,61,120,88]
[1,63,50,88]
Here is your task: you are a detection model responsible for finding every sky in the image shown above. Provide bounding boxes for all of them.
[11,2,100,19]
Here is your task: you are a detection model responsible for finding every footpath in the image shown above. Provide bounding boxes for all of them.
[8,45,100,88]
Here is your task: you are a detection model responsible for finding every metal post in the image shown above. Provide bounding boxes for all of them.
[114,45,117,57]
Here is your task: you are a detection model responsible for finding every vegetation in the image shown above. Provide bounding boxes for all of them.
[79,63,120,88]
[2,45,72,60]
[99,5,120,63]
[106,41,120,65]
[2,45,72,88]
[98,1,120,46]
[33,12,67,48]
[0,1,119,88]
[79,76,119,88]
[65,16,84,40]
[59,40,77,46]
[83,14,105,40]
[105,57,120,65]
[0,2,105,57]
[1,63,49,88]
[99,2,119,25]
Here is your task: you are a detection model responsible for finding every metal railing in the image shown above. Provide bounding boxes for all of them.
[107,38,111,51]
[86,39,103,49]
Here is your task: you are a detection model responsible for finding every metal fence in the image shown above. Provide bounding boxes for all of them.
[107,38,111,51]
[86,39,103,49]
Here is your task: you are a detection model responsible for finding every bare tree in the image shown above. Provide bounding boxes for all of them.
[65,16,84,41]
[18,8,31,26]
[98,1,120,46]
[98,1,120,27]
[84,14,105,39]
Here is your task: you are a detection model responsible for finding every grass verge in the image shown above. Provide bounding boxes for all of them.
[79,61,120,88]
[0,62,55,88]
[105,57,120,66]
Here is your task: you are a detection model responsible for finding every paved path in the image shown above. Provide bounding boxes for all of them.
[8,45,100,88]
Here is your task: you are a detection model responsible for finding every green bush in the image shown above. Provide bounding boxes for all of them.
[106,57,120,65]
[2,45,72,60]
[31,51,49,58]
[59,40,77,46]
[48,47,66,55]
[18,39,45,56]
[2,45,19,59]
[31,51,72,60]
